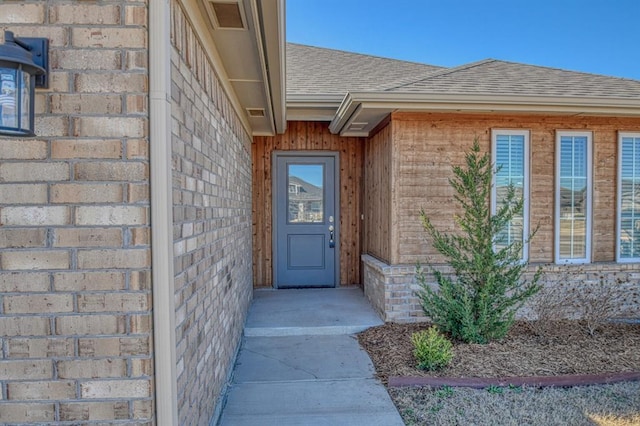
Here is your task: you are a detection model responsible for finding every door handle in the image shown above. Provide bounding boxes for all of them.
[329,225,335,248]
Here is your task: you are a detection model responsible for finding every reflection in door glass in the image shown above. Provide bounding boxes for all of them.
[288,164,323,223]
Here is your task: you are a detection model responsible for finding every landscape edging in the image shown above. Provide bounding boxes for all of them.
[388,372,640,388]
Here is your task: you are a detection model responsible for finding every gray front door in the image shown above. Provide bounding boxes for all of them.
[274,153,338,288]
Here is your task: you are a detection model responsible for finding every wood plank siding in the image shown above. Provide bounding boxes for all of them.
[362,122,392,263]
[389,112,640,265]
[252,121,365,287]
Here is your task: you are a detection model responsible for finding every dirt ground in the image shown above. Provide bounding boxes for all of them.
[357,320,640,383]
[358,321,640,426]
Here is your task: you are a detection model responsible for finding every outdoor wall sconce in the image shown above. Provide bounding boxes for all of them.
[0,31,48,137]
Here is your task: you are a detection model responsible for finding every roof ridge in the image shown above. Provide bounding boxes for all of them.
[386,59,497,91]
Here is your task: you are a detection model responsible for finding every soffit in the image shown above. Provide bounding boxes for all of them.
[198,0,285,135]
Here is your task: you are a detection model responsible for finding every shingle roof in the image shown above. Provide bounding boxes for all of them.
[286,43,445,96]
[387,59,640,98]
[287,44,640,99]
[288,176,322,201]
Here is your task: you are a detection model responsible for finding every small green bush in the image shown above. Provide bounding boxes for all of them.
[411,326,453,371]
[486,385,504,395]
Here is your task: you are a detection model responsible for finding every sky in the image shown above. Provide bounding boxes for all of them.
[286,0,640,81]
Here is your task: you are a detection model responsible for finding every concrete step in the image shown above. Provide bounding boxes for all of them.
[244,287,384,337]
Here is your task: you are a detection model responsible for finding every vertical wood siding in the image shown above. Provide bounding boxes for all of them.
[362,122,392,263]
[252,122,364,287]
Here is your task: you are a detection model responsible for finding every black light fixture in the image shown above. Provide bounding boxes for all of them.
[0,31,48,137]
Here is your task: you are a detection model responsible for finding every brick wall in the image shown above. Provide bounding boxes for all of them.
[362,254,419,322]
[0,1,153,424]
[170,2,253,424]
[363,256,640,323]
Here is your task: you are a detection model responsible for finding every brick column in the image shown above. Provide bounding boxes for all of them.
[0,1,153,424]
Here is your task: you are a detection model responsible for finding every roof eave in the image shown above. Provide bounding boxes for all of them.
[287,93,346,121]
[190,0,286,136]
[331,92,640,136]
[257,0,287,134]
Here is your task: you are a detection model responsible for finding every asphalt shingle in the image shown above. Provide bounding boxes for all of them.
[287,44,640,99]
[286,43,444,95]
[388,59,640,98]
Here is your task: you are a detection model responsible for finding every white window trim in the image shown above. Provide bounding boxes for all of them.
[617,131,640,263]
[491,129,530,262]
[555,131,593,264]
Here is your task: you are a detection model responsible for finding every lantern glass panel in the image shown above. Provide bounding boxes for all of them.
[19,70,30,129]
[0,67,19,129]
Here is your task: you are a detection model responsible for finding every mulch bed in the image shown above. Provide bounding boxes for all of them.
[357,321,640,385]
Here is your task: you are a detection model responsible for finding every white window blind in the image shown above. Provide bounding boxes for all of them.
[618,133,640,261]
[492,130,529,261]
[555,132,592,263]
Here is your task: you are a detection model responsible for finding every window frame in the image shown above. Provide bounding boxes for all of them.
[617,131,640,263]
[491,129,531,262]
[554,130,593,264]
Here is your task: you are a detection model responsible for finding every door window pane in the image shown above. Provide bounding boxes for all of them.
[287,164,324,223]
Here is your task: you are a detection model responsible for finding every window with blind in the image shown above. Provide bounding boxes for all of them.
[491,130,529,261]
[555,131,592,264]
[618,133,640,262]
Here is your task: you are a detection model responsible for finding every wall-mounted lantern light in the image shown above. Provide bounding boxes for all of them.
[0,31,48,137]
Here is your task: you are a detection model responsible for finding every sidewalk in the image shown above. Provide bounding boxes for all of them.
[218,288,405,426]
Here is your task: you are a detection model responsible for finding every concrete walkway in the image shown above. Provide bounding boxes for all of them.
[218,288,405,426]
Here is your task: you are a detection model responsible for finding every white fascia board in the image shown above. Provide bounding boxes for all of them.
[376,93,640,113]
[248,0,273,135]
[329,93,359,134]
[287,93,345,122]
[287,93,345,108]
[251,0,286,134]
[272,0,287,133]
[330,91,640,135]
[287,108,339,122]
